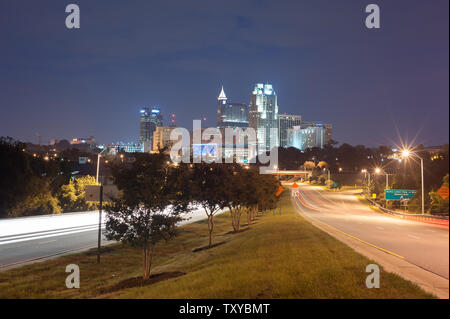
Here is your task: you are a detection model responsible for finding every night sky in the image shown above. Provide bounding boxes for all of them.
[0,0,448,147]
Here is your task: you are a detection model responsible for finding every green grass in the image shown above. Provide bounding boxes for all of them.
[0,193,433,299]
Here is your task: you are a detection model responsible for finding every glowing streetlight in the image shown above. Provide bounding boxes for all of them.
[401,148,425,215]
[375,168,381,174]
[96,148,108,183]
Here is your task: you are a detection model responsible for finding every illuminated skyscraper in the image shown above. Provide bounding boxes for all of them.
[286,126,326,151]
[249,83,279,153]
[139,107,163,149]
[278,114,302,148]
[217,86,248,129]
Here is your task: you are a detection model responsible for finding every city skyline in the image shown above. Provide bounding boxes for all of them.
[0,0,448,303]
[0,0,448,147]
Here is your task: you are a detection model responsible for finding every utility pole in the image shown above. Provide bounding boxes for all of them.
[420,157,424,215]
[97,184,103,264]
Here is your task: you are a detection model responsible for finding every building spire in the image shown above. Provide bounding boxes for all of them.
[218,85,227,100]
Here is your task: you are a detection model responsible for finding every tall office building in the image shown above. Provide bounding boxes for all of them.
[153,126,179,151]
[300,122,332,145]
[286,126,326,151]
[249,83,279,153]
[139,107,163,149]
[278,114,302,148]
[217,86,248,129]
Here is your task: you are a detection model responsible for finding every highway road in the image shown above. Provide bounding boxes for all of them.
[293,185,449,279]
[0,207,218,269]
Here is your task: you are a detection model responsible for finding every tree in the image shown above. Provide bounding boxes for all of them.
[190,163,229,247]
[303,161,315,170]
[59,175,98,212]
[0,137,35,217]
[429,174,449,215]
[221,164,245,232]
[317,161,328,168]
[105,152,190,280]
[256,174,279,213]
[8,177,61,217]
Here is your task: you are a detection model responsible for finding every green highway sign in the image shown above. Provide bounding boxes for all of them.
[385,189,417,201]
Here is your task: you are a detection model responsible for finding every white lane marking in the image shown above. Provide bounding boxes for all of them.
[0,227,101,246]
[37,240,57,245]
[408,234,421,240]
[376,226,384,230]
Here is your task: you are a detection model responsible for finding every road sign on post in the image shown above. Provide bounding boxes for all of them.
[275,186,284,197]
[437,186,449,200]
[385,189,417,201]
[85,185,118,202]
[85,184,118,264]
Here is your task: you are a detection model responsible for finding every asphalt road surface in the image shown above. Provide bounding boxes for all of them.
[293,185,449,279]
[0,207,217,269]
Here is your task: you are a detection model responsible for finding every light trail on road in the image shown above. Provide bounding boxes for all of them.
[293,185,449,279]
[0,206,224,269]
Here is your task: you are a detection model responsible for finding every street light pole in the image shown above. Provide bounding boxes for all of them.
[401,149,425,215]
[96,148,108,184]
[96,153,101,184]
[420,157,424,215]
[97,184,103,264]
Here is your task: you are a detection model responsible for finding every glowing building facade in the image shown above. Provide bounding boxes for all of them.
[249,83,279,153]
[278,114,302,148]
[217,86,248,129]
[287,126,326,151]
[139,107,163,149]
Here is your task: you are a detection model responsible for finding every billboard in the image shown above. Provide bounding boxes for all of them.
[193,143,217,157]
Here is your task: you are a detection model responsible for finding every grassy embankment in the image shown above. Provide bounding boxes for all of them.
[0,192,433,298]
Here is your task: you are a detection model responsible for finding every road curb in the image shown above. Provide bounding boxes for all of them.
[292,195,449,299]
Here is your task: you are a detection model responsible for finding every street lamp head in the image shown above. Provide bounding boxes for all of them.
[361,169,366,173]
[375,168,381,174]
[401,149,411,158]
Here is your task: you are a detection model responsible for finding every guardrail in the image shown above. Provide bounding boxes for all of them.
[360,194,449,227]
